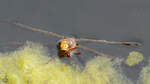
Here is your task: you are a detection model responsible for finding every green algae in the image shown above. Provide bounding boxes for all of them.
[0,42,133,84]
[125,51,144,66]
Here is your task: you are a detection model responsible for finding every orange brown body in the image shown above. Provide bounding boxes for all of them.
[57,38,79,58]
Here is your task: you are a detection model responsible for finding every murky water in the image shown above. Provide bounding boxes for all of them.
[0,0,149,83]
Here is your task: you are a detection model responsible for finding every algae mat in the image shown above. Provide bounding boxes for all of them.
[0,42,148,84]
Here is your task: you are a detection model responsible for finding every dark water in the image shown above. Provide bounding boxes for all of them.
[0,0,149,83]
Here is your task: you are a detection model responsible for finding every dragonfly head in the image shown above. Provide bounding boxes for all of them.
[59,40,69,51]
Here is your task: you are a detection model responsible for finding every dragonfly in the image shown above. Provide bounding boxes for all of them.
[0,20,141,62]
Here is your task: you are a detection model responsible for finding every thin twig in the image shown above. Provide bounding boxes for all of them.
[76,38,141,46]
[0,20,65,38]
[78,45,115,59]
[6,42,56,46]
[0,20,141,46]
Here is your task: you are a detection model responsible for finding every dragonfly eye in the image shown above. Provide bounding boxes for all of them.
[69,40,73,45]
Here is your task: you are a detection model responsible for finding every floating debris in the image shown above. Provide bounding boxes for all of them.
[125,51,144,66]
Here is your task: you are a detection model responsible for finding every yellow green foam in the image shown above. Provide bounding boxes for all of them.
[125,51,144,66]
[139,60,150,84]
[0,42,132,84]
